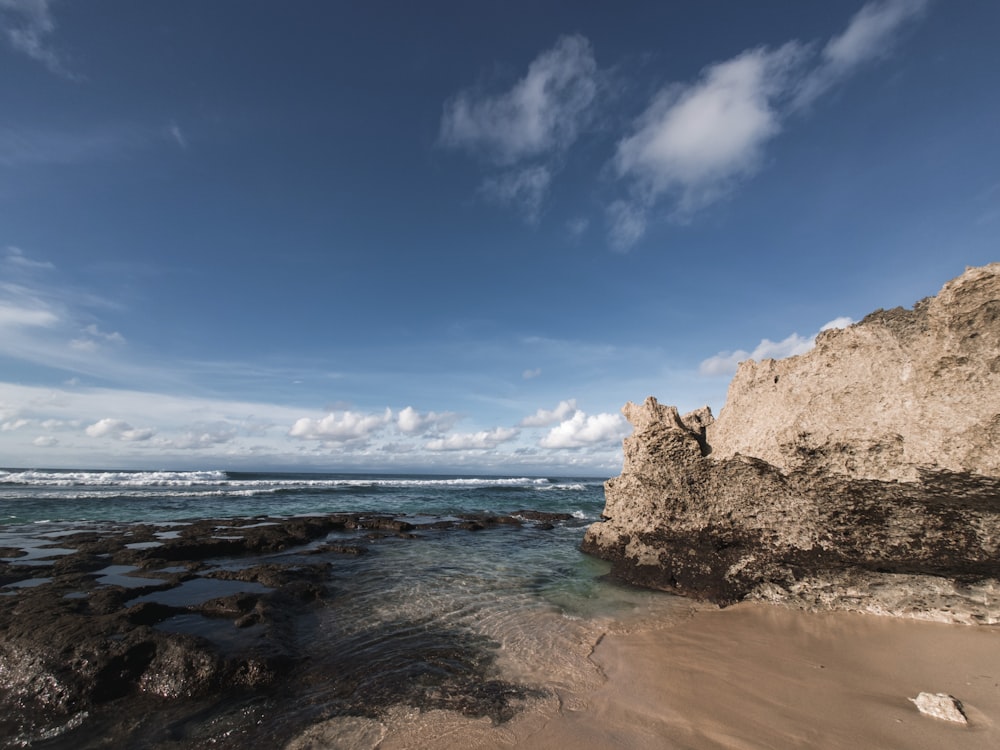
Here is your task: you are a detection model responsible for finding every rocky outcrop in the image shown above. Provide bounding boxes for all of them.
[583,264,1000,623]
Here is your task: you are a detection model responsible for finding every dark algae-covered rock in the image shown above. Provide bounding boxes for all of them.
[583,264,1000,623]
[0,509,571,747]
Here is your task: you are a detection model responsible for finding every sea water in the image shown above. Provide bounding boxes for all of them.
[0,469,697,747]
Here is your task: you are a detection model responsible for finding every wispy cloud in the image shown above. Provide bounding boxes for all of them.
[607,0,930,249]
[0,299,59,328]
[70,323,126,352]
[795,0,930,108]
[0,0,73,76]
[0,247,139,380]
[611,42,805,244]
[165,426,239,450]
[439,3,929,248]
[566,216,590,239]
[440,34,598,164]
[606,200,649,253]
[478,165,552,223]
[699,316,854,377]
[4,245,54,271]
[167,121,188,150]
[441,34,599,222]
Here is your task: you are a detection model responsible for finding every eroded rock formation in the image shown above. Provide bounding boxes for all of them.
[583,264,1000,623]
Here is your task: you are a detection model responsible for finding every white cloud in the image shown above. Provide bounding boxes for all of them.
[2,418,30,431]
[699,317,855,377]
[520,399,578,427]
[522,368,542,380]
[167,121,187,150]
[439,34,598,165]
[0,0,70,76]
[289,408,393,442]
[606,199,649,252]
[425,427,519,452]
[0,380,631,472]
[821,316,855,331]
[70,323,126,351]
[479,165,552,223]
[539,411,629,449]
[32,435,57,447]
[85,417,154,442]
[796,0,929,107]
[4,246,54,271]
[396,406,457,436]
[167,427,238,450]
[608,0,929,249]
[566,216,589,238]
[0,301,58,329]
[613,42,804,240]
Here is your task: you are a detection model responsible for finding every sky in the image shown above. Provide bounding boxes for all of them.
[0,0,997,475]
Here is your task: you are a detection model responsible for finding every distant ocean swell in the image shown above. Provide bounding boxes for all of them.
[0,469,601,525]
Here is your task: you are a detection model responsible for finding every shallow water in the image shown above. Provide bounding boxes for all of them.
[0,469,696,747]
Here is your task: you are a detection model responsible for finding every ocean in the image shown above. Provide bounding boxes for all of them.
[0,469,695,748]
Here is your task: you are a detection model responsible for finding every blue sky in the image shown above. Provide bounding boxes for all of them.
[0,0,996,474]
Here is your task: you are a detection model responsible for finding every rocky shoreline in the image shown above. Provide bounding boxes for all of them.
[584,264,1000,623]
[0,510,570,747]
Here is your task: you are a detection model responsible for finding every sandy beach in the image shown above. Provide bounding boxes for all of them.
[345,603,1000,750]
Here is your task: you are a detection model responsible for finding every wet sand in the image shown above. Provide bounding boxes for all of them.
[351,603,1000,750]
[537,603,1000,749]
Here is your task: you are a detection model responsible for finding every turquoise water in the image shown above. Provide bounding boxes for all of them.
[0,469,695,746]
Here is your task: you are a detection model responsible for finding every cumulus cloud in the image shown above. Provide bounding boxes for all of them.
[519,399,578,427]
[0,0,71,76]
[439,34,598,165]
[85,418,154,442]
[396,406,458,436]
[289,408,392,442]
[479,166,552,223]
[522,368,542,380]
[539,411,629,449]
[425,427,519,452]
[2,418,30,431]
[699,317,855,377]
[33,435,57,447]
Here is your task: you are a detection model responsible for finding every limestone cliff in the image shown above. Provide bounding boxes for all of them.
[583,264,1000,623]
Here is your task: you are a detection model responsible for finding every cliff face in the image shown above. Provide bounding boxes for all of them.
[583,264,1000,623]
[709,264,1000,481]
